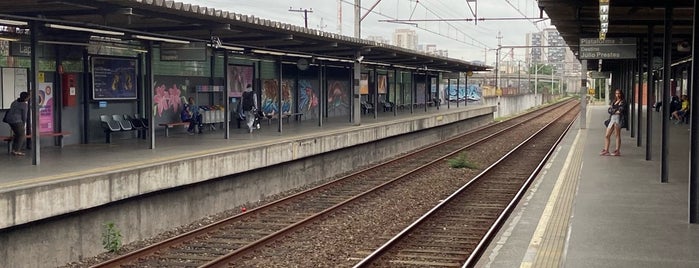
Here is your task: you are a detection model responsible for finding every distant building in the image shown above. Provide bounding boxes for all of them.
[367,35,390,45]
[393,29,418,50]
[526,32,543,64]
[544,28,566,74]
[420,44,448,57]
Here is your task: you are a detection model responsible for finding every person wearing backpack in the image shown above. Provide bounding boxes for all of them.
[3,92,29,156]
[241,84,258,133]
[181,96,202,134]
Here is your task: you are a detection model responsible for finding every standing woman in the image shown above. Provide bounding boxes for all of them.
[601,89,626,156]
[2,92,29,156]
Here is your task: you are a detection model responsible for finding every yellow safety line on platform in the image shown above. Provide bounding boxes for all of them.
[521,130,585,268]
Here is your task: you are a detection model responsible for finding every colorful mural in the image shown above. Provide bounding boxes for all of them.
[298,79,319,119]
[327,80,350,117]
[446,84,482,101]
[261,79,294,115]
[153,83,185,118]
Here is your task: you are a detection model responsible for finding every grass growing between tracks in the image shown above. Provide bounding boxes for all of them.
[448,152,479,169]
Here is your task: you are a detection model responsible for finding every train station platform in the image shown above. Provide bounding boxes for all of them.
[478,104,699,267]
[0,104,494,231]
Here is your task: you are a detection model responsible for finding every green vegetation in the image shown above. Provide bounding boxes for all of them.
[448,152,479,169]
[101,222,122,252]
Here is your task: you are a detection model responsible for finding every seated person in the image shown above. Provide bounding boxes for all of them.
[671,95,690,124]
[181,97,203,134]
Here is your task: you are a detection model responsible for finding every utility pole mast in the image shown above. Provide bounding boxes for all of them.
[289,7,313,28]
[496,31,503,91]
[318,17,328,31]
[337,0,342,35]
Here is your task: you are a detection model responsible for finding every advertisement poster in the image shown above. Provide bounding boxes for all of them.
[227,65,253,97]
[38,82,54,132]
[359,73,369,95]
[92,57,137,100]
[377,74,387,94]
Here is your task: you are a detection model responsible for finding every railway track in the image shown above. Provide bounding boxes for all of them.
[91,100,578,268]
[354,102,579,267]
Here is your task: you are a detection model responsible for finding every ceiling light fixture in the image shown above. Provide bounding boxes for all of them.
[251,49,285,56]
[46,23,124,36]
[133,34,190,44]
[0,18,27,26]
[0,36,20,41]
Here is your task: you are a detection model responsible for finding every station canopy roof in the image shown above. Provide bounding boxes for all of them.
[539,0,694,69]
[0,0,488,73]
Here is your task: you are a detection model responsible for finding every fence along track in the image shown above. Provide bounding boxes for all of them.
[91,101,574,268]
[354,103,579,268]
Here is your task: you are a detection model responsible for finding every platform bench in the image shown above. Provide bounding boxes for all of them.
[1,131,71,154]
[158,122,189,137]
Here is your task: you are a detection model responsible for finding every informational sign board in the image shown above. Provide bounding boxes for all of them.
[579,38,637,60]
[160,42,206,61]
[1,68,28,109]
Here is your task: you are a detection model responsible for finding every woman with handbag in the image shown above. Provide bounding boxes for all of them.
[601,89,626,156]
[3,92,29,156]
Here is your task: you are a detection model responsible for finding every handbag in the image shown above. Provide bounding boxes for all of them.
[604,119,610,127]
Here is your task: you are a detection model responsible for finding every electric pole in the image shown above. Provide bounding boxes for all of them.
[289,7,313,28]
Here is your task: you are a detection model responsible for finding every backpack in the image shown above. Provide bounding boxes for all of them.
[180,105,192,121]
[242,91,254,111]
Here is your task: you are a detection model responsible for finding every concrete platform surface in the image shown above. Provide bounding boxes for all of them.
[478,105,699,268]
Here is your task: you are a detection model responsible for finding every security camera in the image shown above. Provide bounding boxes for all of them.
[355,56,364,63]
[211,36,222,48]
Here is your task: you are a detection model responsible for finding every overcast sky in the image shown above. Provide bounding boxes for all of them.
[181,0,550,64]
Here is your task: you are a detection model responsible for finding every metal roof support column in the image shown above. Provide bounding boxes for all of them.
[661,2,673,183]
[579,58,587,130]
[636,50,643,147]
[436,73,441,110]
[688,0,699,223]
[456,75,460,108]
[424,71,428,112]
[646,25,655,161]
[373,67,378,118]
[353,51,361,125]
[277,58,283,132]
[29,21,40,165]
[318,63,324,127]
[393,69,398,116]
[629,59,636,138]
[146,41,155,149]
[223,51,230,139]
[81,47,90,144]
[464,73,468,107]
[446,77,451,110]
[410,72,415,114]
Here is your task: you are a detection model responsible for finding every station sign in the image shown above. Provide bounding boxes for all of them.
[160,42,207,61]
[579,38,636,60]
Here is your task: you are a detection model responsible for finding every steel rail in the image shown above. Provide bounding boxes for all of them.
[353,102,578,267]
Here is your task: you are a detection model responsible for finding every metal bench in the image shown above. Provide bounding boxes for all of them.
[158,122,189,137]
[1,131,71,154]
